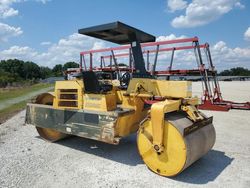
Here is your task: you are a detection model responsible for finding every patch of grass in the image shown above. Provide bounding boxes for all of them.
[0,83,54,124]
[0,83,53,102]
[0,100,28,124]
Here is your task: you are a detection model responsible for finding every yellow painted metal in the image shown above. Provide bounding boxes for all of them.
[126,79,155,97]
[137,117,215,177]
[111,79,121,87]
[115,95,148,137]
[137,119,187,176]
[35,92,55,105]
[112,86,124,104]
[34,91,68,142]
[150,99,181,152]
[156,80,192,98]
[182,97,199,106]
[126,79,192,98]
[84,93,117,111]
[181,105,204,122]
[36,127,68,142]
[30,75,215,177]
[45,78,202,140]
[53,80,84,109]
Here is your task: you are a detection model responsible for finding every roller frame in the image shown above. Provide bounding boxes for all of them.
[150,99,208,153]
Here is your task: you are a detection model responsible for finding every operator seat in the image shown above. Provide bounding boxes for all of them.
[82,71,113,93]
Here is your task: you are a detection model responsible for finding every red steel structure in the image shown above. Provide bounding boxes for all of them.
[79,37,250,111]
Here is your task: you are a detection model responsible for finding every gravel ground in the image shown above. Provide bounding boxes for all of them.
[0,81,250,188]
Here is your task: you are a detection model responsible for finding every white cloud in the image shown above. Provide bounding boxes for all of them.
[0,0,19,18]
[156,33,187,41]
[0,0,51,42]
[170,0,244,28]
[211,41,250,69]
[0,0,51,18]
[0,22,23,42]
[40,41,51,45]
[154,34,250,70]
[1,7,18,18]
[154,34,188,65]
[37,33,107,67]
[0,45,38,60]
[1,33,250,70]
[167,0,188,12]
[244,27,250,41]
[36,0,51,4]
[234,2,245,9]
[0,33,108,67]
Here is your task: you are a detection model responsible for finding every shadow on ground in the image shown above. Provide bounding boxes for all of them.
[39,134,233,184]
[54,133,144,166]
[172,150,234,184]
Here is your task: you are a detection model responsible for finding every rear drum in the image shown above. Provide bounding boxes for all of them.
[34,93,68,142]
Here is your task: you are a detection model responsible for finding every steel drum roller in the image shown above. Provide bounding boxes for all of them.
[137,113,216,177]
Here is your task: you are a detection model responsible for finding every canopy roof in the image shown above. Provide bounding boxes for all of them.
[78,21,155,44]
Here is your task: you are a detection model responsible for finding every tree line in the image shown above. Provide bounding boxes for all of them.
[0,59,249,87]
[0,59,79,87]
[218,67,250,76]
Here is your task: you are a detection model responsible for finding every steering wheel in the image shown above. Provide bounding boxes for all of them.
[120,72,131,87]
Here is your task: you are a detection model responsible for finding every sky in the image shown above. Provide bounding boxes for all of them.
[0,0,250,70]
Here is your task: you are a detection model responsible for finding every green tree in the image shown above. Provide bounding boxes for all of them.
[0,59,56,86]
[40,66,52,79]
[22,61,41,79]
[230,67,250,76]
[63,62,79,71]
[219,70,231,76]
[219,67,250,76]
[52,64,63,76]
[0,68,15,87]
[0,59,24,81]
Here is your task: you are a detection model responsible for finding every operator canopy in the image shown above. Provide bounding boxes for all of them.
[78,21,155,77]
[78,21,156,44]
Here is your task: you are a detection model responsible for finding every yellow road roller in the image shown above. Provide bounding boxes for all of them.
[25,21,215,177]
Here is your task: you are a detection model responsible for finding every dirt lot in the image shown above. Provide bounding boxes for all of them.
[0,81,250,188]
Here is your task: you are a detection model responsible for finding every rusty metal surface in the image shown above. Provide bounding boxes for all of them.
[25,103,128,144]
[183,117,213,136]
[167,112,215,172]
